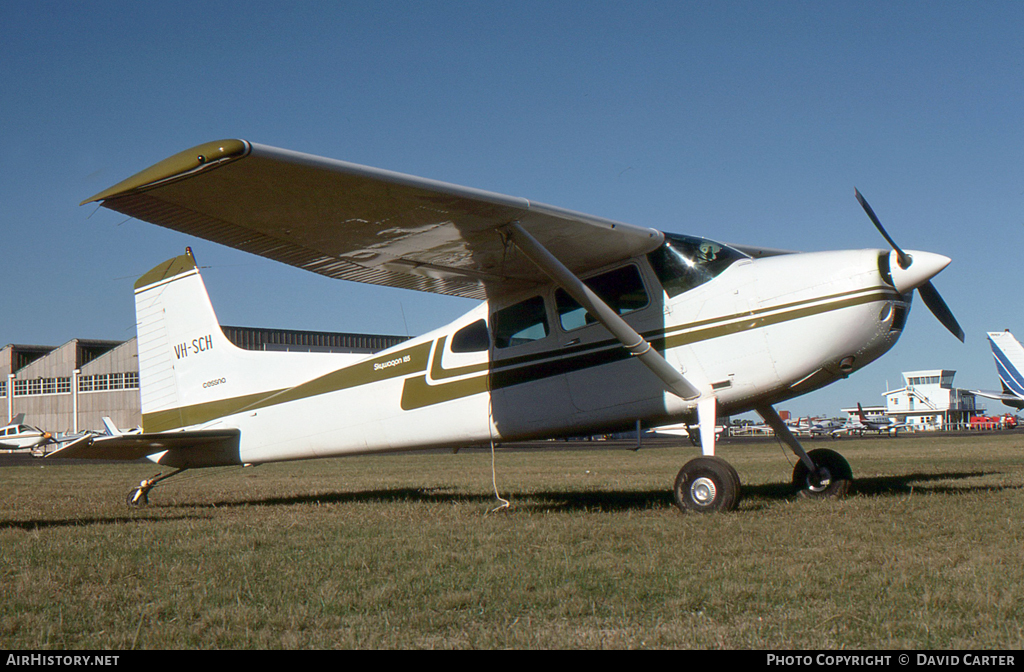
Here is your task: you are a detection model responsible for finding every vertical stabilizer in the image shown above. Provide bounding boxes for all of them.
[988,331,1024,398]
[133,249,241,427]
[133,250,364,433]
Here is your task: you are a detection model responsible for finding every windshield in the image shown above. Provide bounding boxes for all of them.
[647,233,748,298]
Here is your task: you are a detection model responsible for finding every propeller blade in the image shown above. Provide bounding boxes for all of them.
[855,189,963,342]
[918,280,965,342]
[855,188,911,269]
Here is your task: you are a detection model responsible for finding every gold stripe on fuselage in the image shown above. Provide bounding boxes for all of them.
[143,286,900,429]
[142,341,432,432]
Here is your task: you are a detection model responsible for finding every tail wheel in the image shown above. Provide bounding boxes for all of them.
[792,448,852,499]
[673,456,741,513]
[126,486,150,507]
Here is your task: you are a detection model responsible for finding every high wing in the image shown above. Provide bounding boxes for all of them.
[82,140,663,300]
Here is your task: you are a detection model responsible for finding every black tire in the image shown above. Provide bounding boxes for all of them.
[126,487,149,507]
[673,456,741,513]
[721,459,742,507]
[792,448,852,499]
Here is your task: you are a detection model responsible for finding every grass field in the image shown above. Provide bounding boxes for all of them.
[2,432,1024,649]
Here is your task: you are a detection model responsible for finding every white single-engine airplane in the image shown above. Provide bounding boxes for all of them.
[0,414,54,451]
[53,139,964,513]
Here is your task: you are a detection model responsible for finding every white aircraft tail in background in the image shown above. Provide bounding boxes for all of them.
[101,417,141,436]
[972,330,1024,410]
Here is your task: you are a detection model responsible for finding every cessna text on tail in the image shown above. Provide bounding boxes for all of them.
[53,139,963,512]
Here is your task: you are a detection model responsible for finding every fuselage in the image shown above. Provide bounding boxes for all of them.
[0,424,51,451]
[148,237,909,467]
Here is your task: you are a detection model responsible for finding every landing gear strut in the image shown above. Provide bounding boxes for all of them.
[126,469,186,507]
[757,405,854,500]
[670,401,855,514]
[673,397,742,513]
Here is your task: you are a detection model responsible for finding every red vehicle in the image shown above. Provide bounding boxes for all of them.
[969,414,1018,430]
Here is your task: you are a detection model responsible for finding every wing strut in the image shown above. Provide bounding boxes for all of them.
[505,222,701,400]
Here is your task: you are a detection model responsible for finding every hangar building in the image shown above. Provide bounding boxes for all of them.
[2,326,408,435]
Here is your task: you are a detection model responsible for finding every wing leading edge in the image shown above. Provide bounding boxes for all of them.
[83,140,663,300]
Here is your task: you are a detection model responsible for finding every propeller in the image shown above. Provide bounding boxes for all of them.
[855,188,965,342]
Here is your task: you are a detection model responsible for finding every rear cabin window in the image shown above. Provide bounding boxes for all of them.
[492,296,550,349]
[647,233,748,298]
[554,265,649,331]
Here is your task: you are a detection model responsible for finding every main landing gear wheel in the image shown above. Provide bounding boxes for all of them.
[792,448,852,499]
[673,456,741,513]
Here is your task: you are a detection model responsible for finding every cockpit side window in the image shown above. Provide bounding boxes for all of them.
[555,264,648,331]
[647,233,748,298]
[492,296,550,349]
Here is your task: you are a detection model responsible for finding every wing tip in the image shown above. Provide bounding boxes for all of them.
[80,139,251,206]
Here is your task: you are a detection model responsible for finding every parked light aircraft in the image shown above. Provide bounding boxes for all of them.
[971,330,1024,410]
[52,139,964,512]
[844,403,906,436]
[808,418,845,438]
[785,416,840,438]
[0,414,53,451]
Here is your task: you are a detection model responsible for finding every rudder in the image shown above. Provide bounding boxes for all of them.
[134,249,244,428]
[133,249,364,433]
[988,331,1024,398]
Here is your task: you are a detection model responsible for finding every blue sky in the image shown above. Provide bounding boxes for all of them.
[2,1,1022,417]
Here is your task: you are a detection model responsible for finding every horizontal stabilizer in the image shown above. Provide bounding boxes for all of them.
[970,388,1024,409]
[46,429,241,466]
